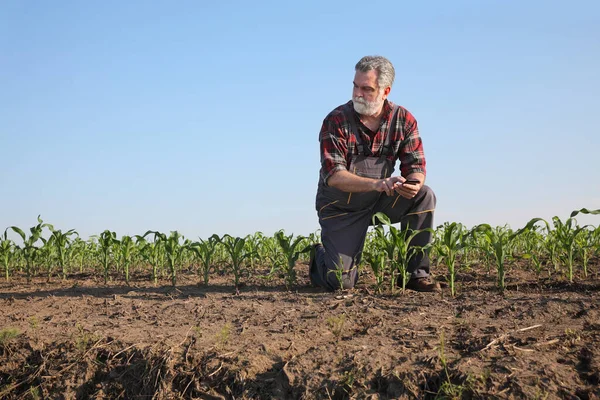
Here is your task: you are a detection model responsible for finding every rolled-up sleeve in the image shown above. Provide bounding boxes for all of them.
[398,110,426,177]
[319,115,349,185]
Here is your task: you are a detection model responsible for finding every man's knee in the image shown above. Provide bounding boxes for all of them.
[419,185,436,209]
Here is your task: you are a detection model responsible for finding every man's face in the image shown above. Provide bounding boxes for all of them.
[352,70,389,116]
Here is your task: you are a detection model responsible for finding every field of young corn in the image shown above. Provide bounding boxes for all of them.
[1,208,599,399]
[2,208,599,293]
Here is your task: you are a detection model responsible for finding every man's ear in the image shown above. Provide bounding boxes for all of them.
[382,86,391,99]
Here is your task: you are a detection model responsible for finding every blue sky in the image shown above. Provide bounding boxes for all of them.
[1,0,599,240]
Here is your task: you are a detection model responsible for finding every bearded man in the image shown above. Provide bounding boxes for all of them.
[310,55,440,292]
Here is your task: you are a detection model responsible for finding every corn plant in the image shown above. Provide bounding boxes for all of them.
[98,230,118,284]
[541,230,560,273]
[190,234,220,285]
[136,235,164,285]
[260,235,282,279]
[466,229,493,273]
[274,230,310,288]
[0,230,15,280]
[146,231,189,287]
[436,222,469,296]
[9,216,50,283]
[574,228,596,278]
[361,237,386,293]
[327,256,349,291]
[372,212,431,293]
[549,208,600,281]
[69,237,88,274]
[217,234,254,294]
[473,219,546,292]
[46,225,78,280]
[117,235,136,285]
[590,226,600,266]
[369,215,401,291]
[471,224,511,292]
[520,210,596,282]
[552,217,589,282]
[39,236,57,281]
[244,232,264,273]
[520,228,547,275]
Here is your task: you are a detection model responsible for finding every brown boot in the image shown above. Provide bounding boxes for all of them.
[405,277,441,292]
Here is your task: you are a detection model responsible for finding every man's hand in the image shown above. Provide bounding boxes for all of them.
[393,177,423,199]
[373,176,405,196]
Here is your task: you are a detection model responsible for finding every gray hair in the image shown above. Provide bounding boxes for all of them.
[355,55,395,89]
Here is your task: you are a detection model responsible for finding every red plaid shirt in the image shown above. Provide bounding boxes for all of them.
[319,100,426,184]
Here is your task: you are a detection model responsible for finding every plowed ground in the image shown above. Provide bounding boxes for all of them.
[1,259,599,399]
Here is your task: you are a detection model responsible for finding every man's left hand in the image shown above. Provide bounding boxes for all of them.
[393,178,422,199]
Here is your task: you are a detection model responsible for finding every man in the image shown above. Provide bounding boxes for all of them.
[310,55,440,292]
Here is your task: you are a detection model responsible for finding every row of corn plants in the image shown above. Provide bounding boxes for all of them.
[361,208,599,295]
[0,219,315,290]
[1,209,598,294]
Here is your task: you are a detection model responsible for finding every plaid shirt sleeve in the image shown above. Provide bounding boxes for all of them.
[397,108,427,177]
[319,108,350,185]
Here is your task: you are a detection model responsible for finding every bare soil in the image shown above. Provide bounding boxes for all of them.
[1,260,599,399]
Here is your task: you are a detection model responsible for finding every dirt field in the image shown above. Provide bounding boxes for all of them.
[1,260,599,399]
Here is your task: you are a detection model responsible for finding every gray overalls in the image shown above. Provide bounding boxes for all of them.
[311,106,436,291]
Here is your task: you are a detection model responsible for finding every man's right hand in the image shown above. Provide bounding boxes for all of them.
[374,176,405,196]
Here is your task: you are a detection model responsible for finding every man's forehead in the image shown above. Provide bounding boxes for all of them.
[354,70,378,86]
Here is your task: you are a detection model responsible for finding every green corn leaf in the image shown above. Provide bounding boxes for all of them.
[9,227,26,242]
[570,208,600,218]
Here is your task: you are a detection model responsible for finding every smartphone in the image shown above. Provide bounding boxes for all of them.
[403,179,420,185]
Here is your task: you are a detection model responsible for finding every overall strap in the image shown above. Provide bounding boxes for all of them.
[346,108,372,156]
[381,104,400,156]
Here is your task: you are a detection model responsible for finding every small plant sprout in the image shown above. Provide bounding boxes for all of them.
[274,230,311,289]
[217,234,254,294]
[372,212,431,293]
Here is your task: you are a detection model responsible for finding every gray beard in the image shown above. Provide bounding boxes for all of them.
[353,97,384,116]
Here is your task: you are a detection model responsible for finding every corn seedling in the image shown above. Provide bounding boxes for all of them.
[98,230,118,284]
[74,323,99,353]
[326,314,346,340]
[9,216,50,283]
[473,219,542,292]
[216,323,231,348]
[244,231,264,273]
[190,234,220,285]
[0,230,15,281]
[274,230,311,289]
[552,217,589,282]
[520,228,547,275]
[47,224,78,280]
[574,228,596,278]
[327,255,356,291]
[372,212,431,293]
[0,328,20,347]
[146,231,190,287]
[217,234,254,294]
[362,241,386,293]
[116,235,136,284]
[522,208,600,282]
[436,222,469,296]
[39,236,56,281]
[136,234,164,285]
[70,237,91,274]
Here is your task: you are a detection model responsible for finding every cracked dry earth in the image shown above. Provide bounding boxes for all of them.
[1,260,599,399]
